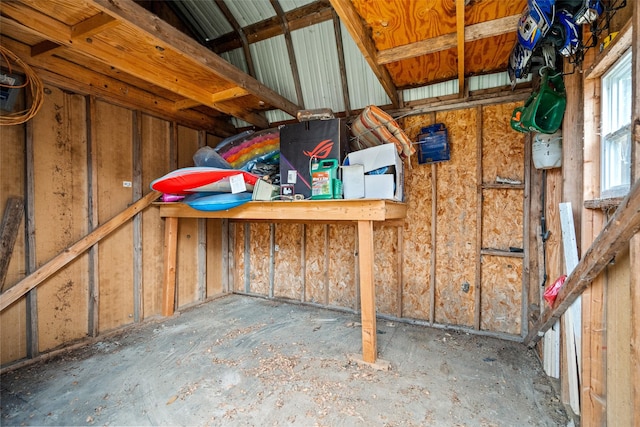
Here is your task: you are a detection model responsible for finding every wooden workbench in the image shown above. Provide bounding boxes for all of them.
[158,199,407,364]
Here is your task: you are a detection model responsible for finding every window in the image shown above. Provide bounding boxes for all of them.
[601,49,632,199]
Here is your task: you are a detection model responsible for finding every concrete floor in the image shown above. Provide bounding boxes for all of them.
[1,294,568,426]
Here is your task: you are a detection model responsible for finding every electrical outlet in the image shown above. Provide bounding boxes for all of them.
[122,181,132,188]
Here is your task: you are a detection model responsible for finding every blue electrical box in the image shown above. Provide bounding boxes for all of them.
[416,123,450,165]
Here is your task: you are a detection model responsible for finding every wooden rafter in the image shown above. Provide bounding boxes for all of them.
[329,0,399,107]
[456,0,466,97]
[214,0,256,77]
[270,0,305,108]
[210,0,333,54]
[376,14,520,65]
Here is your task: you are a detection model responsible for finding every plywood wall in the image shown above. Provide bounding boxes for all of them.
[33,87,89,351]
[0,98,27,365]
[274,223,303,301]
[175,125,200,309]
[95,100,134,332]
[141,114,171,319]
[229,101,527,338]
[399,114,434,320]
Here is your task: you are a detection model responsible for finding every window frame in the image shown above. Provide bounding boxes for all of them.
[600,48,633,199]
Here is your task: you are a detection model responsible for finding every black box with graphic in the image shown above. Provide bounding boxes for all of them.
[279,118,349,198]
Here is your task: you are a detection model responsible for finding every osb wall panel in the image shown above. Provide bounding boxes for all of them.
[96,100,134,332]
[175,126,199,308]
[274,223,303,300]
[372,224,399,316]
[0,106,27,365]
[33,87,89,351]
[434,108,477,327]
[304,224,327,304]
[328,224,356,309]
[480,256,522,335]
[482,189,524,251]
[483,102,525,182]
[141,114,170,318]
[398,114,434,320]
[248,223,271,295]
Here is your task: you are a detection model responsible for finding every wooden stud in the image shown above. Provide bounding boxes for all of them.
[430,163,437,325]
[87,96,100,337]
[474,106,483,330]
[244,223,250,294]
[132,110,143,323]
[161,216,178,317]
[522,132,532,338]
[24,112,38,359]
[269,223,275,299]
[456,0,466,97]
[396,226,403,318]
[324,224,330,305]
[300,224,306,302]
[357,220,377,363]
[220,219,229,294]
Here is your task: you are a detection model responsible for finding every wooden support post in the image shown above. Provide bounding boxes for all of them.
[162,216,178,316]
[430,163,437,324]
[0,197,24,291]
[474,105,483,330]
[358,220,377,363]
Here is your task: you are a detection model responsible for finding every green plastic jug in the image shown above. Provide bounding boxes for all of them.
[310,159,339,199]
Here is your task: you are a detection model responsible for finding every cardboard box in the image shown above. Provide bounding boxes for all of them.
[279,118,349,198]
[341,164,365,199]
[343,143,404,201]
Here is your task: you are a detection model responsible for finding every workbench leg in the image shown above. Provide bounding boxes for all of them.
[162,216,178,316]
[358,220,377,363]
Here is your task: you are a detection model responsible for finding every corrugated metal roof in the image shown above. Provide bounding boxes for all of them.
[279,0,317,12]
[220,48,249,74]
[291,21,344,112]
[250,35,298,104]
[402,80,458,102]
[223,0,275,27]
[340,22,390,110]
[173,0,232,42]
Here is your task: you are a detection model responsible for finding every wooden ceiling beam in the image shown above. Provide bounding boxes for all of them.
[174,87,251,111]
[3,0,297,128]
[88,0,299,125]
[211,1,333,54]
[31,12,118,57]
[456,0,466,97]
[2,3,261,126]
[0,36,234,135]
[376,14,520,65]
[71,12,118,39]
[329,0,399,107]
